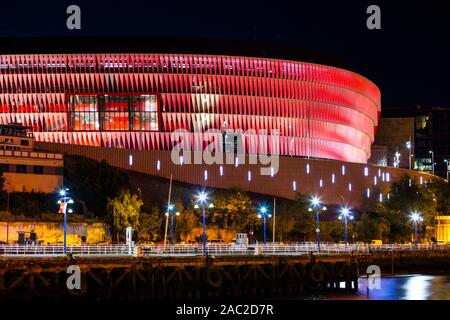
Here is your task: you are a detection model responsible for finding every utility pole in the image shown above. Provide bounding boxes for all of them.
[272,197,276,244]
[163,174,173,248]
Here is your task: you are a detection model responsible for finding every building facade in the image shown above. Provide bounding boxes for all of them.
[0,53,380,164]
[0,124,63,193]
[2,53,439,208]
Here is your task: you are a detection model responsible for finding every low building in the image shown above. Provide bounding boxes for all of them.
[0,123,63,193]
[435,216,450,243]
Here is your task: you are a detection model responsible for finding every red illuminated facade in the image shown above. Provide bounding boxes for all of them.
[0,54,380,163]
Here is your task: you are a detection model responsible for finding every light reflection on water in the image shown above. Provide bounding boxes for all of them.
[305,275,450,300]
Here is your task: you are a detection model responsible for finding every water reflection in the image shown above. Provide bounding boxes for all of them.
[357,274,449,300]
[309,274,450,300]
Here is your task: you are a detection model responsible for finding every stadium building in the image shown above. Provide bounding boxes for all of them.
[0,52,434,206]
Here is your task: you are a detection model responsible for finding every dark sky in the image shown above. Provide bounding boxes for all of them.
[0,0,449,113]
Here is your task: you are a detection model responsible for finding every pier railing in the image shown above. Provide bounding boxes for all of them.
[0,243,448,257]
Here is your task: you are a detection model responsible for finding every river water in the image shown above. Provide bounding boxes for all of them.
[304,274,450,300]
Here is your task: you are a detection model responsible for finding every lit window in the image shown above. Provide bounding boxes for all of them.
[293,181,297,191]
[342,165,346,175]
[331,173,335,184]
[364,167,369,176]
[219,166,224,176]
[306,164,310,174]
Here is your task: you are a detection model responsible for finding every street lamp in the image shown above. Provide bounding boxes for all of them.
[410,212,423,246]
[406,139,412,170]
[57,188,75,254]
[338,206,354,247]
[195,191,213,255]
[257,206,272,246]
[429,150,435,175]
[309,196,327,252]
[444,159,449,181]
[165,204,180,244]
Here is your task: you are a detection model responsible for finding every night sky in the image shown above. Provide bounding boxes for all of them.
[0,0,449,113]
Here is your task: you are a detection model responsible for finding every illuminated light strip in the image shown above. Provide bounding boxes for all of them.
[248,171,252,181]
[219,166,224,176]
[293,181,297,191]
[331,173,335,184]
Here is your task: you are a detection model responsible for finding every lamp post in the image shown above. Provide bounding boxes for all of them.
[429,150,434,175]
[410,212,423,246]
[406,139,412,170]
[309,196,327,252]
[165,204,180,244]
[257,206,272,246]
[338,207,354,247]
[195,192,213,255]
[58,188,74,254]
[444,159,449,181]
[5,181,9,244]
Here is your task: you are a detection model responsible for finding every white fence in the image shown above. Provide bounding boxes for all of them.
[0,245,133,257]
[0,243,448,258]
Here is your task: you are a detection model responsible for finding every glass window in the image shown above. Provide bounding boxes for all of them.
[33,165,44,174]
[16,165,27,173]
[69,94,158,131]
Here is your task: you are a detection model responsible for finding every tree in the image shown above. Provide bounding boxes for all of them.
[289,193,315,241]
[383,174,435,242]
[212,188,256,234]
[138,207,162,242]
[64,156,130,218]
[107,189,142,242]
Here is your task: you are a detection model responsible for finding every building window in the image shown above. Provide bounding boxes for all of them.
[0,163,9,172]
[20,139,30,146]
[16,165,27,173]
[33,165,44,174]
[69,94,159,131]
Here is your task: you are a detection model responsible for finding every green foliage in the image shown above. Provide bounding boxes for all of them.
[64,156,130,217]
[212,188,257,233]
[355,174,438,242]
[429,178,450,216]
[138,207,162,242]
[107,189,142,241]
[8,192,58,216]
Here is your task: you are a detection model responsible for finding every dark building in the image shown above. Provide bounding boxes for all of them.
[373,106,450,179]
[414,107,450,179]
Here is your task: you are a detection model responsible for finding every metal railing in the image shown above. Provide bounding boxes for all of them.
[0,245,133,257]
[0,243,448,258]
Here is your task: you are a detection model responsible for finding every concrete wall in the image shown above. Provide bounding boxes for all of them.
[435,216,450,243]
[0,221,110,244]
[373,117,414,168]
[0,151,63,193]
[37,142,436,208]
